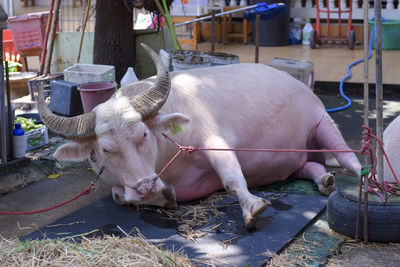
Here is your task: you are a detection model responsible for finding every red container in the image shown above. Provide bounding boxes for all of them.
[2,30,21,63]
[8,11,50,56]
[78,82,116,113]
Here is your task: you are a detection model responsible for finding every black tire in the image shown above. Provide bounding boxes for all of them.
[327,187,400,242]
[310,29,317,49]
[348,29,355,50]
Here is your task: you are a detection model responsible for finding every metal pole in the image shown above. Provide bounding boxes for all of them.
[0,32,6,164]
[175,4,262,27]
[5,61,13,160]
[255,14,260,63]
[374,0,384,186]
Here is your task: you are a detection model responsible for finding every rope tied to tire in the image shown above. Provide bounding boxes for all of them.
[359,126,400,203]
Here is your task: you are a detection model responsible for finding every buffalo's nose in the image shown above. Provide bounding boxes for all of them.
[135,178,157,196]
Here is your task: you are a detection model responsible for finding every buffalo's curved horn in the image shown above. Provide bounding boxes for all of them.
[129,43,171,120]
[37,81,96,142]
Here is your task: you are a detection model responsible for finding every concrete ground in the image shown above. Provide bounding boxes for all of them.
[1,94,400,266]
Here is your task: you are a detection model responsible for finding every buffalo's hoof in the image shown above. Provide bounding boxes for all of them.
[162,184,178,209]
[243,198,271,229]
[319,172,336,196]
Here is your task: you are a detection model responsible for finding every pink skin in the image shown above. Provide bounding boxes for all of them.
[383,115,400,184]
[53,63,362,229]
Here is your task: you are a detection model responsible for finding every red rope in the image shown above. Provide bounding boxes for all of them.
[2,125,399,215]
[0,183,93,215]
[161,133,364,154]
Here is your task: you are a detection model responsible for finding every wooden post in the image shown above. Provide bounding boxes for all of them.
[211,10,216,52]
[362,0,370,245]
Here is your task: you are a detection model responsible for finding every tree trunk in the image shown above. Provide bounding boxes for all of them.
[93,0,135,85]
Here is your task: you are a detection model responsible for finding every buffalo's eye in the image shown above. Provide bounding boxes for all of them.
[90,150,96,162]
[143,132,147,138]
[103,149,110,153]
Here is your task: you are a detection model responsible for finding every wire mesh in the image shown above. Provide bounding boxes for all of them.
[59,0,95,33]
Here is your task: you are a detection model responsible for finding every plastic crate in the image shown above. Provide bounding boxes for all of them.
[64,63,115,84]
[3,30,21,63]
[28,73,64,101]
[8,11,50,56]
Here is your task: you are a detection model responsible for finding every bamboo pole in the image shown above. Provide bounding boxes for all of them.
[374,0,384,186]
[76,0,92,63]
[154,0,182,50]
[362,0,370,245]
[43,0,61,75]
[39,0,55,75]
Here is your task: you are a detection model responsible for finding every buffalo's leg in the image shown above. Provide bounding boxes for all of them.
[315,117,362,177]
[204,136,271,229]
[293,161,336,195]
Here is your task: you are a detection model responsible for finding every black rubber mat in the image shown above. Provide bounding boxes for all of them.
[24,191,327,266]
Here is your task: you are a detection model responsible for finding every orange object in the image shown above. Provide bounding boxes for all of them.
[2,30,21,63]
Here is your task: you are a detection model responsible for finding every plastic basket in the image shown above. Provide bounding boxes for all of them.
[28,73,64,101]
[3,30,21,63]
[369,20,400,50]
[8,11,50,56]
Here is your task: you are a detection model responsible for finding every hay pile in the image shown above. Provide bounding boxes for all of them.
[0,230,196,266]
[145,192,226,243]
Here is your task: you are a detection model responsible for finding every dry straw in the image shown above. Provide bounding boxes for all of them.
[1,192,231,266]
[0,229,196,267]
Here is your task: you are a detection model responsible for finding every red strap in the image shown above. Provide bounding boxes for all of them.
[0,184,92,215]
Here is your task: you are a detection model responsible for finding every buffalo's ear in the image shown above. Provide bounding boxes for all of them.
[54,142,93,161]
[145,112,190,133]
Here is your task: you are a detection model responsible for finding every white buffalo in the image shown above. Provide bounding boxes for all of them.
[38,44,361,229]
